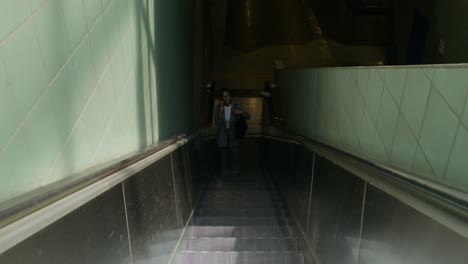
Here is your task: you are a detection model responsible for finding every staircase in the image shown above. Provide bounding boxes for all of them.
[176,177,305,264]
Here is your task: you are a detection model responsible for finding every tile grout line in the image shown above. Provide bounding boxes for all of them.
[409,87,442,180]
[170,153,182,229]
[305,152,315,236]
[384,69,408,160]
[0,0,116,157]
[409,85,434,172]
[342,73,363,152]
[441,122,462,182]
[356,182,367,264]
[0,0,50,46]
[386,70,430,173]
[429,72,468,128]
[40,38,131,186]
[121,183,135,264]
[89,67,134,166]
[356,69,382,155]
[441,83,468,180]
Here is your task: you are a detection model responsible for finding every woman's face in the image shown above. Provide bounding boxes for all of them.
[222,91,231,105]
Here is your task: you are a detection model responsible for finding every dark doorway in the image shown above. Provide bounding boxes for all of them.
[406,10,429,64]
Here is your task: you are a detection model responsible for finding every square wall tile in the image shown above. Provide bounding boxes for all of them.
[0,0,31,41]
[30,0,47,12]
[370,132,390,164]
[106,111,125,159]
[391,114,418,171]
[88,17,110,80]
[0,18,48,120]
[418,88,459,177]
[103,1,121,56]
[422,68,435,81]
[60,0,88,49]
[110,46,127,100]
[72,38,98,106]
[81,91,106,150]
[48,60,82,142]
[117,96,132,136]
[366,70,384,122]
[121,31,135,77]
[432,68,468,117]
[22,91,63,184]
[0,59,20,150]
[444,126,468,191]
[115,0,130,39]
[348,85,366,137]
[463,104,468,129]
[35,0,71,81]
[346,118,362,154]
[97,68,117,122]
[379,68,406,106]
[377,87,399,154]
[412,146,437,181]
[101,0,112,9]
[355,69,370,99]
[359,109,377,156]
[47,121,93,185]
[400,69,432,137]
[83,0,103,27]
[0,131,35,202]
[92,134,112,166]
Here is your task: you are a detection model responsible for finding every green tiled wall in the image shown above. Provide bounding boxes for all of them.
[278,65,468,193]
[0,0,197,202]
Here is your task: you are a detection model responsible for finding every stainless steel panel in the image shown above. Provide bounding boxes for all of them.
[359,186,468,264]
[171,148,192,226]
[124,155,180,264]
[239,138,262,174]
[283,145,313,230]
[264,140,291,181]
[0,186,130,264]
[307,156,365,264]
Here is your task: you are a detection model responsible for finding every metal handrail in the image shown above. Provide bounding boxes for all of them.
[0,130,201,229]
[0,128,210,255]
[264,126,468,239]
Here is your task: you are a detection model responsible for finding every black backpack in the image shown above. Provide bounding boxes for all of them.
[236,114,248,139]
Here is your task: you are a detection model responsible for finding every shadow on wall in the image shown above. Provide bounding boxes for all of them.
[136,0,197,141]
[153,0,196,140]
[135,0,157,146]
[0,0,200,203]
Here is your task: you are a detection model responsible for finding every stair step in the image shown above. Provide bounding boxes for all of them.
[201,198,276,205]
[200,200,279,208]
[189,226,293,238]
[179,251,304,264]
[194,216,288,226]
[202,194,275,200]
[207,185,268,190]
[202,192,274,199]
[186,238,298,251]
[196,208,285,217]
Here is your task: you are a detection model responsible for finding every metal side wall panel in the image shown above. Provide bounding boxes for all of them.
[307,155,365,264]
[359,186,468,264]
[124,155,181,264]
[285,144,314,230]
[0,185,131,264]
[171,148,193,225]
[265,140,291,182]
